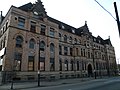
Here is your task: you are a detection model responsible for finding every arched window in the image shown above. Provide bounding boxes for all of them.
[16,36,23,48]
[64,35,67,42]
[29,39,35,49]
[40,41,45,51]
[69,36,72,43]
[65,60,68,71]
[50,43,54,53]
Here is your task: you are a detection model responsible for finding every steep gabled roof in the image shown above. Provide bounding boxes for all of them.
[48,16,77,34]
[78,21,89,33]
[18,2,33,12]
[104,38,112,46]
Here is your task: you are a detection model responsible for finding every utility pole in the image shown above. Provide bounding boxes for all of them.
[114,2,120,37]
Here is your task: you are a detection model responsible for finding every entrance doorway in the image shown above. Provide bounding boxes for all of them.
[87,64,93,77]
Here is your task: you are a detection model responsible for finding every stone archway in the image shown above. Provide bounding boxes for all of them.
[87,64,93,77]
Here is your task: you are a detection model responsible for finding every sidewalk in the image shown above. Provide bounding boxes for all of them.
[0,77,106,90]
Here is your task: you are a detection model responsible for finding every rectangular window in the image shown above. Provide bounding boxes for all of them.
[64,47,68,55]
[76,48,79,56]
[39,57,45,71]
[59,45,62,55]
[81,48,83,56]
[70,48,73,56]
[50,58,55,71]
[14,52,22,71]
[49,28,55,37]
[28,56,34,71]
[82,61,84,70]
[18,17,25,28]
[77,61,79,71]
[88,52,90,58]
[30,21,36,33]
[65,63,68,71]
[83,49,85,57]
[40,25,46,35]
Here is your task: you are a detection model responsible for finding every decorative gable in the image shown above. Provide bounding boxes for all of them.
[31,0,47,18]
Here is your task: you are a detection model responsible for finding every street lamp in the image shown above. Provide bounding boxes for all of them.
[37,39,40,87]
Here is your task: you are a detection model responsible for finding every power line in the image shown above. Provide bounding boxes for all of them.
[94,0,116,21]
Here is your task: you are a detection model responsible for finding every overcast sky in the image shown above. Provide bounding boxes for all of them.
[0,0,120,63]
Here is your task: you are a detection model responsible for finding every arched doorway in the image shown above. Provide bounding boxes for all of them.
[87,64,93,77]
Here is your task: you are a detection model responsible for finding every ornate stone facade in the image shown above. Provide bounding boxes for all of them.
[0,0,117,82]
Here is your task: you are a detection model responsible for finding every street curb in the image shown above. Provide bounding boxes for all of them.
[0,76,112,90]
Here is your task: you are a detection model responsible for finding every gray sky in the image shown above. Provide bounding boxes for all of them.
[0,0,120,63]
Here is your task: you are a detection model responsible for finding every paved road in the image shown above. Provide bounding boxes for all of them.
[22,77,120,90]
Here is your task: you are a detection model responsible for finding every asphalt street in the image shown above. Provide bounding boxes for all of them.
[21,77,120,90]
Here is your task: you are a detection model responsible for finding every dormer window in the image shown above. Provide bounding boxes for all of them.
[33,11,38,15]
[99,40,101,43]
[94,38,96,42]
[72,29,75,33]
[62,25,65,29]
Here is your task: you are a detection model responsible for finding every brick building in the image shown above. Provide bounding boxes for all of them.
[0,0,117,82]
